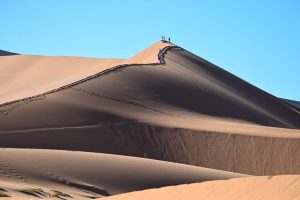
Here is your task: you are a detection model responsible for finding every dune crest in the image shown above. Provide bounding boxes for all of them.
[0,41,172,105]
[122,41,172,64]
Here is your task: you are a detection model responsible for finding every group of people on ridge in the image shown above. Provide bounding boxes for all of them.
[161,35,171,43]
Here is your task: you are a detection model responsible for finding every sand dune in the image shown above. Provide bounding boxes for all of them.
[101,175,300,200]
[0,50,18,56]
[1,119,300,175]
[0,148,244,199]
[0,41,299,199]
[0,42,300,175]
[0,41,169,105]
[0,55,123,104]
[122,41,172,64]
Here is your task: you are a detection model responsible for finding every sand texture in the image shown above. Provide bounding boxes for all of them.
[101,175,300,200]
[0,41,299,199]
[1,43,300,176]
[0,55,123,104]
[0,148,244,199]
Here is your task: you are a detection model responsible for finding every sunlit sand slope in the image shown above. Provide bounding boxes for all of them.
[101,175,300,200]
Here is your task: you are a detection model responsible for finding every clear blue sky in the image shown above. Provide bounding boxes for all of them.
[1,1,299,100]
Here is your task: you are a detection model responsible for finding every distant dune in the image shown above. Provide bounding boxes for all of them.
[101,175,300,200]
[0,41,299,199]
[0,50,19,56]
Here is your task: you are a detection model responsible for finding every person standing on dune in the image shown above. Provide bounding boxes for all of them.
[168,37,171,43]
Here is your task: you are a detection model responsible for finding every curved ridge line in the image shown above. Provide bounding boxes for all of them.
[0,45,179,109]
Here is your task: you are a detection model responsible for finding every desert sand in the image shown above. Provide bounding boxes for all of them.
[0,55,123,104]
[0,148,244,199]
[0,41,299,199]
[0,41,170,105]
[1,42,300,176]
[101,175,300,200]
[122,40,172,64]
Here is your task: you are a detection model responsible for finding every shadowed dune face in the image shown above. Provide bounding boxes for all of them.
[0,50,18,56]
[1,121,300,175]
[3,47,298,128]
[1,47,299,129]
[161,48,300,128]
[101,175,300,200]
[63,47,299,128]
[0,148,244,198]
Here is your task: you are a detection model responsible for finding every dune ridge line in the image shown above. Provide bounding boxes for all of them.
[0,45,177,109]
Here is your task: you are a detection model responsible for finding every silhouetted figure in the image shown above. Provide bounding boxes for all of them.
[158,48,165,63]
[158,49,162,63]
[168,37,171,42]
[161,53,165,63]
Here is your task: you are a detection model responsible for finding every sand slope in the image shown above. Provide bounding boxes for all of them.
[0,41,170,105]
[101,175,300,200]
[0,148,244,199]
[0,55,123,104]
[122,41,172,64]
